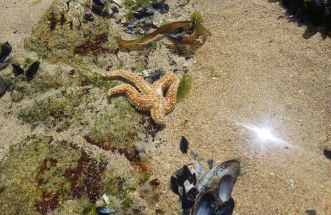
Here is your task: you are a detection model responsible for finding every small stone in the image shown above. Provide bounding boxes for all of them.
[305,209,316,215]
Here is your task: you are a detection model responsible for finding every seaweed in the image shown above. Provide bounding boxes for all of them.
[18,90,84,130]
[117,11,211,50]
[117,21,193,49]
[208,67,221,79]
[74,33,113,57]
[176,74,192,101]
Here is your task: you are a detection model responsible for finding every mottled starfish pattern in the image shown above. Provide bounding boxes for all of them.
[103,70,179,125]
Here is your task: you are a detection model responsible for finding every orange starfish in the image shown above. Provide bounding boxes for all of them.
[103,70,179,125]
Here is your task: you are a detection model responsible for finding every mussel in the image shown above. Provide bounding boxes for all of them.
[191,190,235,215]
[96,206,116,215]
[0,77,6,98]
[0,42,12,70]
[197,160,240,194]
[191,160,240,215]
[171,159,240,215]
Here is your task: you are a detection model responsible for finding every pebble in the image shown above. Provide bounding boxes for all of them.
[305,209,316,215]
[323,147,331,160]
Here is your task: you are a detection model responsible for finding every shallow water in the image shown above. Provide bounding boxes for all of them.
[0,0,330,214]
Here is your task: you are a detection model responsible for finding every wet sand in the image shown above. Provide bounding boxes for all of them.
[1,0,330,214]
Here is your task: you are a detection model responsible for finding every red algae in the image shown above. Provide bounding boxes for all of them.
[63,151,107,202]
[35,191,60,215]
[74,33,111,57]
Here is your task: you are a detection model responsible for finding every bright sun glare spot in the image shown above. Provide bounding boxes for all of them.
[240,123,291,148]
[252,127,274,141]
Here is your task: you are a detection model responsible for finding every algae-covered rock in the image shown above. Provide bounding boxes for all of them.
[24,0,119,70]
[0,135,145,214]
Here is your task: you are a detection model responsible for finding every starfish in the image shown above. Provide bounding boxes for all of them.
[102,70,179,125]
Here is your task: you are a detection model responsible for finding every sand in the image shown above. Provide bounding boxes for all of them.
[0,0,330,214]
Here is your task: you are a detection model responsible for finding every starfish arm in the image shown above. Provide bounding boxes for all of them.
[152,72,172,90]
[152,72,179,113]
[164,78,179,113]
[103,70,152,95]
[108,84,154,110]
[150,98,166,125]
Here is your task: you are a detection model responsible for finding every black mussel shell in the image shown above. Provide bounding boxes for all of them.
[152,1,169,14]
[324,148,331,160]
[171,164,198,210]
[96,206,116,215]
[0,41,12,62]
[12,64,24,76]
[192,191,234,215]
[182,187,199,209]
[112,6,119,14]
[0,77,7,98]
[180,136,189,153]
[214,197,235,215]
[191,191,219,215]
[126,19,140,31]
[93,0,106,6]
[0,62,8,70]
[133,7,154,19]
[207,159,214,170]
[91,0,115,17]
[197,160,240,192]
[171,165,196,195]
[26,61,40,81]
[218,174,236,203]
[170,176,182,195]
[146,70,165,83]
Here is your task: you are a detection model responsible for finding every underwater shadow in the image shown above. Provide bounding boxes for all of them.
[269,0,331,39]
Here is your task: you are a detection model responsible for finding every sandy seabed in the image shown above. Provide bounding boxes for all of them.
[0,0,330,214]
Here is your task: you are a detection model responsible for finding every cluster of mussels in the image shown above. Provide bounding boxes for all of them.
[170,137,240,215]
[0,41,40,99]
[279,0,331,36]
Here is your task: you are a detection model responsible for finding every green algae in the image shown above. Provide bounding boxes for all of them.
[177,74,192,101]
[208,67,221,79]
[18,89,85,130]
